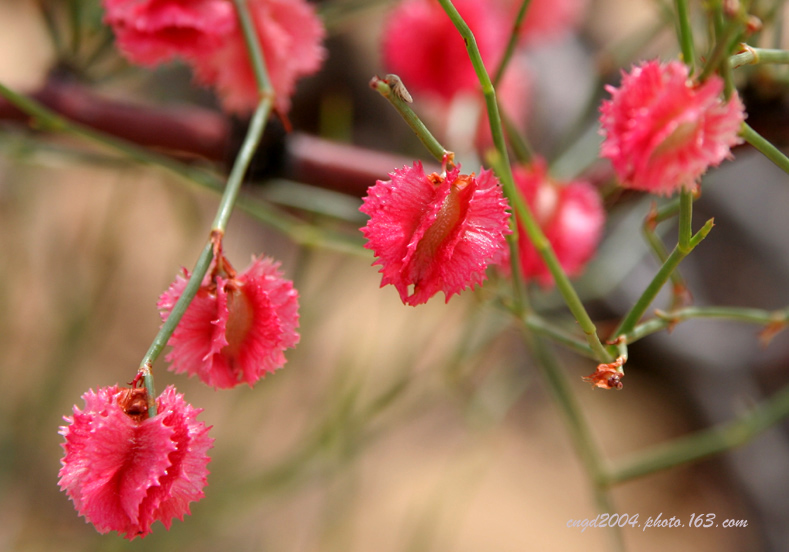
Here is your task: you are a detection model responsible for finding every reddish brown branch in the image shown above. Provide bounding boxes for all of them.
[0,77,417,198]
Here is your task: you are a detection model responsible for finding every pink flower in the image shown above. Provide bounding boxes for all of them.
[511,159,604,286]
[189,0,326,114]
[599,59,746,196]
[503,0,589,44]
[102,0,236,66]
[58,385,213,540]
[382,0,508,101]
[159,255,300,389]
[360,161,511,305]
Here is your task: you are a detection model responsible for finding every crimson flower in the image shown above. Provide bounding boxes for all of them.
[382,0,508,101]
[360,162,511,306]
[158,255,300,389]
[189,0,326,114]
[600,59,746,196]
[103,0,326,115]
[102,0,235,66]
[58,385,213,539]
[510,159,604,286]
[500,0,589,44]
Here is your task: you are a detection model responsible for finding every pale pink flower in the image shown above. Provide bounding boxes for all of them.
[360,161,511,305]
[190,0,326,114]
[159,256,300,389]
[599,59,746,196]
[102,0,235,66]
[381,0,508,101]
[58,385,213,540]
[510,159,604,286]
[504,0,589,44]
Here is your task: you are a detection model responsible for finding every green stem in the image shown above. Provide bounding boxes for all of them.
[612,217,714,340]
[673,0,696,72]
[606,380,789,485]
[370,77,453,165]
[730,46,789,69]
[501,107,533,164]
[677,190,693,251]
[642,203,688,309]
[741,122,789,175]
[522,314,597,359]
[232,0,272,95]
[211,99,272,232]
[624,305,788,344]
[492,0,532,87]
[698,10,744,82]
[137,0,275,414]
[524,330,623,551]
[436,0,610,363]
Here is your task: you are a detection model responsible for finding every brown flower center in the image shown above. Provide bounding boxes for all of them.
[224,284,254,357]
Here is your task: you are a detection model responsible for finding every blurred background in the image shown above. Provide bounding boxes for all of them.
[1,0,788,550]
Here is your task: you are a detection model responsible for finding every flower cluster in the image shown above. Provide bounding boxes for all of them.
[61,2,311,538]
[59,252,300,537]
[102,0,326,114]
[600,59,746,196]
[58,386,213,539]
[360,161,511,305]
[60,0,759,543]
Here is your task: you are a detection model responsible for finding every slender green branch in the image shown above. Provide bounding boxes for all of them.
[642,203,688,310]
[730,45,789,69]
[136,103,273,413]
[370,76,454,166]
[699,10,745,82]
[624,305,788,344]
[487,151,528,315]
[674,0,696,72]
[211,99,271,232]
[523,330,623,551]
[741,122,789,175]
[137,241,213,398]
[605,380,789,485]
[652,197,681,223]
[522,314,597,359]
[232,0,272,96]
[436,0,611,363]
[712,2,736,97]
[492,0,532,87]
[612,217,714,340]
[501,107,533,164]
[677,190,693,252]
[137,0,275,413]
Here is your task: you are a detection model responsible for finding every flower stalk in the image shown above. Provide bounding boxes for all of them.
[135,0,275,414]
[612,217,714,340]
[370,75,455,167]
[436,0,611,363]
